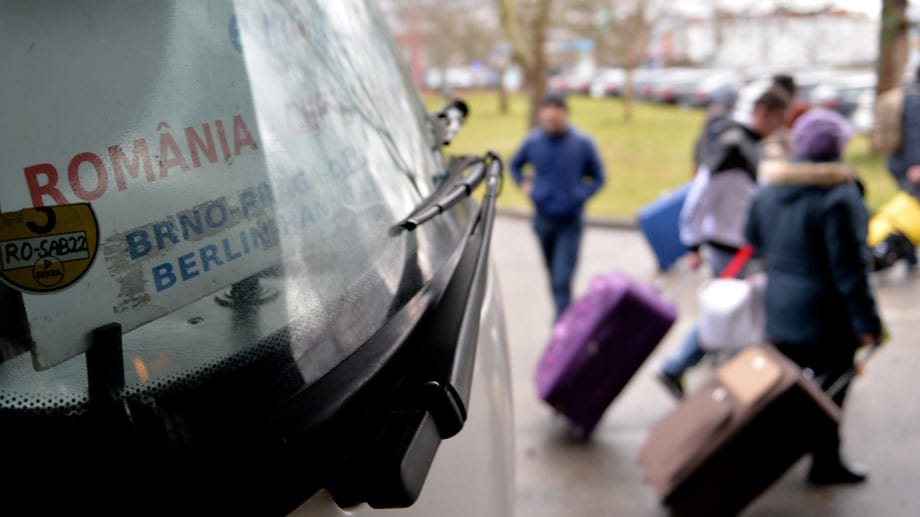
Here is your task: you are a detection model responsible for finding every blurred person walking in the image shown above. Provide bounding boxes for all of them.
[747,109,883,484]
[762,74,810,159]
[511,94,605,318]
[692,90,738,174]
[882,66,920,269]
[884,65,920,198]
[656,89,789,398]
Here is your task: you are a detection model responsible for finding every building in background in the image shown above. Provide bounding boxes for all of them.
[657,7,878,68]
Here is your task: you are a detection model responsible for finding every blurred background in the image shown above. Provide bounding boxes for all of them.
[382,0,920,216]
[381,3,920,515]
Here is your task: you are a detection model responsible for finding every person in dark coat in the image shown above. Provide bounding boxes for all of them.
[887,65,920,199]
[746,109,883,485]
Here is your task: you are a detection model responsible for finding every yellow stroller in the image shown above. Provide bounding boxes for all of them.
[869,191,920,271]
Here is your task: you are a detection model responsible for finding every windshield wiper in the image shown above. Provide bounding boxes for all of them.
[329,151,504,509]
[400,150,500,231]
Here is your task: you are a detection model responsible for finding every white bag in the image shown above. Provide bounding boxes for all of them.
[697,273,767,353]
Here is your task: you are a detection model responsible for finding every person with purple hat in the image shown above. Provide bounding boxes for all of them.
[746,109,883,486]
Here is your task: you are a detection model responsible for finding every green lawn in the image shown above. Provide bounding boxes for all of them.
[428,92,899,216]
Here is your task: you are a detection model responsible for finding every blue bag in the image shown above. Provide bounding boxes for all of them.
[638,184,690,271]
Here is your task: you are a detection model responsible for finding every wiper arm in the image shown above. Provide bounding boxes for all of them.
[400,151,501,231]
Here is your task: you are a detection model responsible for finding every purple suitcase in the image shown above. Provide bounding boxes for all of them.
[535,271,677,436]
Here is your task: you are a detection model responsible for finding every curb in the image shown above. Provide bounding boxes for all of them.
[496,206,638,230]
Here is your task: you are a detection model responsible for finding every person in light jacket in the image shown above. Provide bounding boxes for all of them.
[747,109,883,485]
[656,89,788,398]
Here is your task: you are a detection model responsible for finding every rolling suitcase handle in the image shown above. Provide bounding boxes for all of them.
[719,245,755,279]
[655,243,754,299]
[811,343,881,400]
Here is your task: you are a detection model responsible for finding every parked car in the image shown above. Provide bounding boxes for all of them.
[426,67,492,90]
[794,69,841,102]
[808,71,875,117]
[550,70,594,95]
[629,69,663,100]
[849,88,876,134]
[589,68,657,100]
[0,1,514,514]
[652,69,712,104]
[590,68,626,98]
[688,71,742,107]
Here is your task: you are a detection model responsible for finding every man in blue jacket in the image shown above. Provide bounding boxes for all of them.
[511,94,605,317]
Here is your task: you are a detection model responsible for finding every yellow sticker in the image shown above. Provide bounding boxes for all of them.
[0,204,99,293]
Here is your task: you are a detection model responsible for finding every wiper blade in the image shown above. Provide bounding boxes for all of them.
[400,151,501,231]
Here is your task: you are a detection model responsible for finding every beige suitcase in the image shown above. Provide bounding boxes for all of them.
[639,345,840,516]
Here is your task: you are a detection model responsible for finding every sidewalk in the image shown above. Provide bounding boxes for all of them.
[497,206,637,230]
[491,215,920,516]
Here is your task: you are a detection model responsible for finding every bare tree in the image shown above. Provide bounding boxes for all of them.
[384,0,501,94]
[489,45,513,114]
[876,0,910,95]
[499,0,555,128]
[553,0,655,122]
[612,1,652,123]
[710,1,726,66]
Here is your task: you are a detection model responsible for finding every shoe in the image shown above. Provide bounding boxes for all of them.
[656,370,685,399]
[807,461,869,485]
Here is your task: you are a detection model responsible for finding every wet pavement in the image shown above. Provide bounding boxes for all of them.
[491,215,920,517]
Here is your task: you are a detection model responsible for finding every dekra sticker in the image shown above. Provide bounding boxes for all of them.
[0,203,99,293]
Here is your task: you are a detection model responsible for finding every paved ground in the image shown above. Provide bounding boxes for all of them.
[491,215,920,517]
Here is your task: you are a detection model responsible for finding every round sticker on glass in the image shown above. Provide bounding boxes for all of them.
[0,204,99,293]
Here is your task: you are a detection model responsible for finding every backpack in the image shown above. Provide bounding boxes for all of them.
[873,87,905,153]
